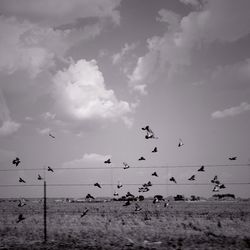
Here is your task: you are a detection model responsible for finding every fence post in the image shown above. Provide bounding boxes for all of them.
[43,180,47,243]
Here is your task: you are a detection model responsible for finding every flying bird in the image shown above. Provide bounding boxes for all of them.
[143,181,152,187]
[37,174,43,180]
[94,182,101,188]
[16,214,25,223]
[170,177,177,183]
[152,171,158,177]
[123,200,131,206]
[145,132,158,139]
[211,175,220,184]
[47,166,54,172]
[188,175,195,181]
[123,162,130,169]
[113,191,119,196]
[80,208,89,217]
[219,184,226,189]
[86,193,95,200]
[213,185,220,192]
[117,181,123,189]
[135,203,142,211]
[49,133,55,139]
[19,177,26,183]
[229,157,237,161]
[198,165,205,172]
[12,157,21,167]
[18,199,26,207]
[104,158,111,164]
[178,139,184,147]
[138,156,146,161]
[152,147,158,153]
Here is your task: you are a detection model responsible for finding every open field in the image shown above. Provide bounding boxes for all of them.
[0,200,250,249]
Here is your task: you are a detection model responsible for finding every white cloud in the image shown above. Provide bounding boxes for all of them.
[129,0,250,93]
[53,59,133,125]
[0,88,20,136]
[179,0,201,7]
[156,9,181,30]
[41,112,56,120]
[211,102,250,119]
[63,153,111,167]
[37,127,51,135]
[0,120,20,136]
[0,0,122,26]
[112,43,137,65]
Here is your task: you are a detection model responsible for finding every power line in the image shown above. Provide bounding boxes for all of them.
[0,182,249,187]
[1,163,250,172]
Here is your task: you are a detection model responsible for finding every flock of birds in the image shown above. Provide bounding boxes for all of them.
[11,126,238,221]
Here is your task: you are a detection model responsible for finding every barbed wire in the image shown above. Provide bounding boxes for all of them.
[1,163,250,172]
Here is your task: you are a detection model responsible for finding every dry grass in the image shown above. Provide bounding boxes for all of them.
[0,200,250,249]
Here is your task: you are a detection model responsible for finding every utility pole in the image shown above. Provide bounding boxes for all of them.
[43,180,47,243]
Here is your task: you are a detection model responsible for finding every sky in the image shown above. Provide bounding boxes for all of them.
[0,0,250,199]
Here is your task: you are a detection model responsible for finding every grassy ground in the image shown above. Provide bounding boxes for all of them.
[0,200,250,249]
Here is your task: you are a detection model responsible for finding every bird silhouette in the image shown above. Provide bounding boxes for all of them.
[86,193,95,199]
[142,181,152,187]
[80,208,89,217]
[138,187,150,192]
[152,171,158,177]
[37,174,43,180]
[113,191,119,196]
[169,177,177,183]
[123,200,131,206]
[178,139,184,147]
[18,199,26,207]
[12,157,21,167]
[152,147,158,153]
[135,203,142,211]
[16,214,25,223]
[49,133,55,139]
[153,197,159,204]
[229,157,237,161]
[188,175,195,181]
[19,177,26,183]
[213,185,220,192]
[219,184,226,189]
[198,165,205,172]
[138,156,145,161]
[211,175,220,184]
[94,182,101,188]
[47,166,54,172]
[104,158,111,164]
[117,181,123,189]
[123,162,130,169]
[145,132,158,139]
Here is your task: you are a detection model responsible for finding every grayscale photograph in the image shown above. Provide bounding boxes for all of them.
[0,0,250,249]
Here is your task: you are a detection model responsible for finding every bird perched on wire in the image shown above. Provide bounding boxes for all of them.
[152,147,158,153]
[138,156,146,161]
[18,199,26,207]
[12,157,21,167]
[178,139,184,147]
[16,214,25,223]
[80,208,89,217]
[37,174,43,180]
[47,166,54,172]
[188,175,195,181]
[198,165,205,172]
[49,133,55,139]
[229,156,237,161]
[19,177,26,183]
[123,162,130,169]
[152,171,158,177]
[104,158,111,164]
[94,182,101,188]
[170,177,177,183]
